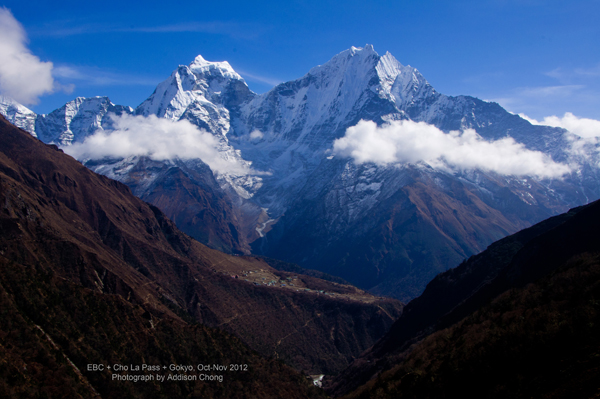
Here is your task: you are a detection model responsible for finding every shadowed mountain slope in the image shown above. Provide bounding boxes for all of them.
[329,198,600,397]
[0,113,401,397]
[341,252,600,399]
[0,116,324,398]
[0,256,326,399]
[87,155,249,255]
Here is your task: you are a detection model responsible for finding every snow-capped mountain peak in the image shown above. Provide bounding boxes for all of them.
[135,64,203,120]
[236,45,423,158]
[136,55,251,123]
[133,55,261,201]
[306,44,378,80]
[301,44,433,105]
[189,55,244,82]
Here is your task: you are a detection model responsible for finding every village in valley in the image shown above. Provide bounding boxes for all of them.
[213,263,384,304]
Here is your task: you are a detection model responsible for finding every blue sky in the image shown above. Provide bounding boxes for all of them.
[2,0,600,120]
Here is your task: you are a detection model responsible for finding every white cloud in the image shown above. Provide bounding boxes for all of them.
[517,85,585,97]
[332,119,570,179]
[520,112,600,139]
[0,8,54,104]
[65,114,252,175]
[574,63,600,77]
[249,129,264,141]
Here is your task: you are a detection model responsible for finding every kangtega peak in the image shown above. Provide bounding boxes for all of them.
[3,45,600,300]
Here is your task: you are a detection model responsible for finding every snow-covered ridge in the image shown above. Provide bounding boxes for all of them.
[37,96,134,145]
[0,95,134,144]
[0,95,37,136]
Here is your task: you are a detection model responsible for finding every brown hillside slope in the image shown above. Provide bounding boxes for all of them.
[0,255,324,399]
[0,114,401,379]
[328,206,576,395]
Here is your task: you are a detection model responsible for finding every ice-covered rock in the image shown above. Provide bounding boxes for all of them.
[0,95,38,136]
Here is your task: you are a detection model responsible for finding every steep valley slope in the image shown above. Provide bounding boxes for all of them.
[0,115,402,398]
[329,198,600,398]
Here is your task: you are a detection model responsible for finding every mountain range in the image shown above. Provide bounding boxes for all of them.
[3,45,600,301]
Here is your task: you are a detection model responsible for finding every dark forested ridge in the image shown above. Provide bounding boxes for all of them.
[341,252,600,399]
[330,198,600,398]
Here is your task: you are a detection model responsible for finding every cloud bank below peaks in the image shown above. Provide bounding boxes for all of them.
[65,114,253,176]
[332,120,570,179]
[520,112,600,139]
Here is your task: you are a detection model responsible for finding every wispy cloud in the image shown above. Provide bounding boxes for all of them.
[53,65,159,87]
[120,21,254,35]
[236,69,282,87]
[332,119,570,179]
[487,58,600,119]
[489,84,598,119]
[28,23,105,37]
[30,20,268,40]
[575,63,600,77]
[516,85,586,97]
[0,8,54,104]
[489,84,587,106]
[544,67,564,81]
[545,63,600,83]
